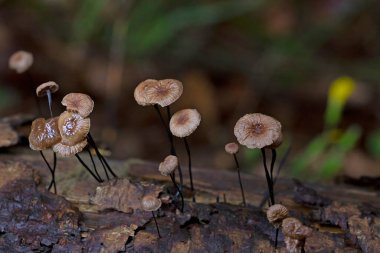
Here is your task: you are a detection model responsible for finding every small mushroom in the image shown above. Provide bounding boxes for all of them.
[8,50,34,74]
[282,217,312,253]
[61,93,94,118]
[36,81,60,117]
[52,139,88,157]
[57,111,90,146]
[141,195,162,238]
[224,142,246,206]
[266,204,288,225]
[29,117,61,151]
[170,108,201,202]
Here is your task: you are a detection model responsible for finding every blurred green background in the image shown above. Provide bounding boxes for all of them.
[1,0,379,181]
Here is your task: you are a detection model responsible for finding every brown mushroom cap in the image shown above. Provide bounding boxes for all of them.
[61,93,94,118]
[36,81,59,97]
[225,142,239,155]
[234,113,282,149]
[134,79,183,107]
[266,204,288,224]
[52,139,88,157]
[58,111,90,146]
[141,195,162,212]
[169,109,201,138]
[8,50,34,74]
[29,117,61,151]
[159,155,178,176]
[282,217,312,240]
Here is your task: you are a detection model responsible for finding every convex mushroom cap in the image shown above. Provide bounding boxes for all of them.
[266,204,288,224]
[282,217,312,240]
[9,50,34,74]
[234,113,282,149]
[36,81,59,97]
[134,79,183,107]
[58,111,90,146]
[169,109,201,138]
[159,155,178,176]
[61,93,94,118]
[53,139,88,157]
[225,142,239,155]
[141,195,162,212]
[29,117,61,150]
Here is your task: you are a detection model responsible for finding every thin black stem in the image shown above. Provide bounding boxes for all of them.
[275,228,279,249]
[46,90,53,118]
[233,154,246,207]
[301,247,306,253]
[87,133,117,178]
[52,152,57,194]
[261,148,274,206]
[270,149,277,182]
[151,211,161,238]
[170,173,184,212]
[75,154,103,183]
[87,147,104,181]
[40,151,56,194]
[184,137,195,202]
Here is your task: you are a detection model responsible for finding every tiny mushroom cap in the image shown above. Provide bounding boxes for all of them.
[29,117,61,150]
[159,155,178,176]
[36,81,59,97]
[9,50,34,73]
[282,217,312,240]
[266,204,289,224]
[134,79,158,106]
[234,113,282,149]
[61,93,94,118]
[225,142,239,155]
[52,139,88,157]
[141,195,162,212]
[169,109,201,138]
[58,111,90,146]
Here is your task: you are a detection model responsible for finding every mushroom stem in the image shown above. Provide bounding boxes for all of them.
[39,151,57,194]
[75,153,103,183]
[87,147,104,181]
[46,89,53,118]
[169,173,184,212]
[151,211,161,238]
[233,153,246,207]
[184,137,195,202]
[154,105,184,192]
[270,149,277,182]
[275,227,279,249]
[87,133,117,179]
[260,148,275,206]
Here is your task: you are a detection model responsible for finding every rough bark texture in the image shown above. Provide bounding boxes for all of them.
[0,152,379,253]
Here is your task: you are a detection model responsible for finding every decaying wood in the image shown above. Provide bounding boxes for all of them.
[0,152,379,252]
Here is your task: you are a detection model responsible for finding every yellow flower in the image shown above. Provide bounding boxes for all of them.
[328,76,355,104]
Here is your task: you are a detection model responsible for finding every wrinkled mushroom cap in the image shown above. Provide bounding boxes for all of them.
[9,50,33,74]
[52,139,88,157]
[266,204,288,224]
[159,155,178,176]
[134,79,183,107]
[234,113,282,149]
[61,93,94,118]
[36,81,59,97]
[169,109,201,138]
[225,142,239,155]
[282,217,312,240]
[141,195,162,212]
[58,111,90,146]
[29,117,61,150]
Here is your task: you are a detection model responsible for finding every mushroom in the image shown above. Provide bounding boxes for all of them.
[266,204,288,226]
[61,93,94,118]
[36,81,59,118]
[159,155,184,212]
[282,217,312,253]
[234,113,282,206]
[134,78,184,198]
[224,142,246,206]
[141,195,162,238]
[170,108,201,202]
[28,117,61,193]
[8,50,33,74]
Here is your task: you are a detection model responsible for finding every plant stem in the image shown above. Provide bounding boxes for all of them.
[46,90,53,118]
[233,153,246,207]
[270,149,277,182]
[170,173,184,212]
[151,211,161,238]
[40,150,56,194]
[87,147,104,181]
[75,154,103,183]
[184,137,195,202]
[275,227,279,249]
[260,148,274,206]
